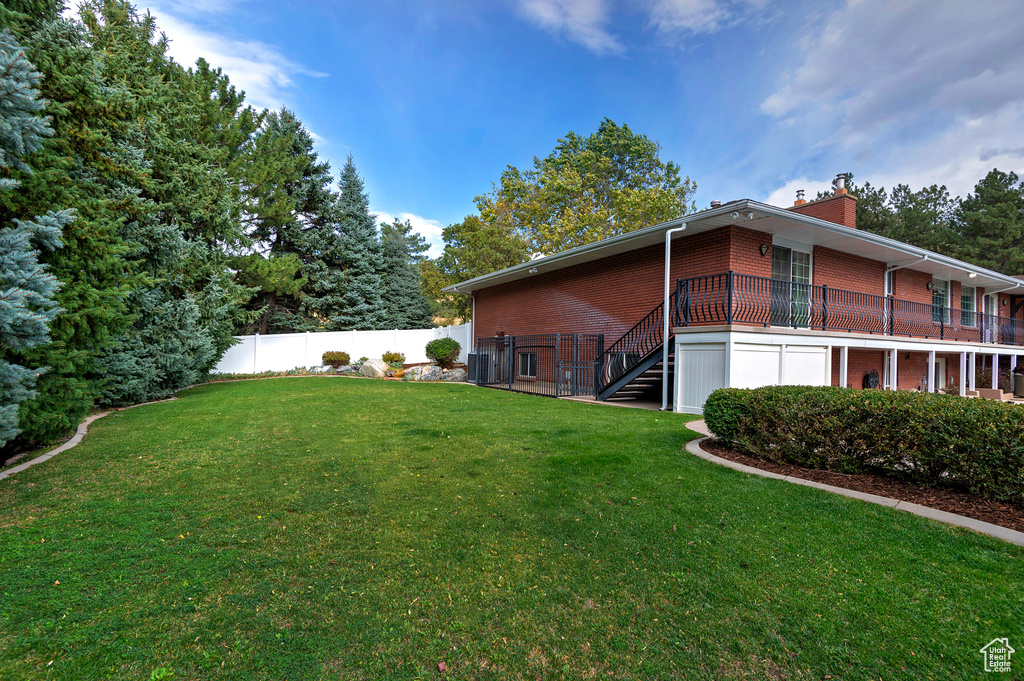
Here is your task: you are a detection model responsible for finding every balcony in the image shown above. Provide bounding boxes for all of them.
[674,272,1023,347]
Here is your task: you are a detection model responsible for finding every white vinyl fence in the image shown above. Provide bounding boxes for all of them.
[214,325,471,374]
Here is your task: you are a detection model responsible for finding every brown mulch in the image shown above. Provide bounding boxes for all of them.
[700,439,1024,534]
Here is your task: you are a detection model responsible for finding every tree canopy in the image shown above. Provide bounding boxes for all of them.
[475,118,696,255]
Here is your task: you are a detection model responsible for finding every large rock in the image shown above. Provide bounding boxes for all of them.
[404,364,443,382]
[441,368,467,382]
[335,365,357,374]
[359,358,389,378]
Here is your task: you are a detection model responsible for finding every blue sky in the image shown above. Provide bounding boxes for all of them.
[95,0,1024,256]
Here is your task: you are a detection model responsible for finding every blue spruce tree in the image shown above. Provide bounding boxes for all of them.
[333,156,387,330]
[0,29,71,447]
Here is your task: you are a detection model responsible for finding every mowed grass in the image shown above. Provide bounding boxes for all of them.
[0,378,1020,680]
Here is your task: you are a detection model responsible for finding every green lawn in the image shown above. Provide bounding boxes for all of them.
[0,377,1020,680]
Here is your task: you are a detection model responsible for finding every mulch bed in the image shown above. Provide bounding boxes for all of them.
[700,439,1024,534]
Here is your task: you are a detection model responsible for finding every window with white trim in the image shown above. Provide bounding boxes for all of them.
[961,285,976,327]
[931,279,949,323]
[518,352,537,379]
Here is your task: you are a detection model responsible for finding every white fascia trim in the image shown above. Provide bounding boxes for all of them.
[442,201,755,294]
[445,199,1024,294]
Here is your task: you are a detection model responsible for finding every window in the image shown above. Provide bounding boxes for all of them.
[771,244,812,327]
[961,285,976,327]
[518,352,537,379]
[932,279,949,323]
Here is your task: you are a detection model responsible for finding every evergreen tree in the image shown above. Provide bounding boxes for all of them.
[957,169,1024,275]
[1,14,137,446]
[240,109,338,333]
[0,29,70,447]
[333,156,386,330]
[381,219,432,329]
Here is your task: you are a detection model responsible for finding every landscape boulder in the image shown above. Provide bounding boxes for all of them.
[335,365,357,374]
[441,368,467,382]
[404,364,443,382]
[359,358,389,378]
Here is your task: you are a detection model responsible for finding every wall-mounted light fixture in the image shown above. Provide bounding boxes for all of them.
[528,267,538,274]
[730,211,740,219]
[926,281,934,291]
[759,244,770,257]
[969,272,977,278]
[1004,299,1009,306]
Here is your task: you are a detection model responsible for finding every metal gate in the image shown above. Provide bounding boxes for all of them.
[476,333,603,398]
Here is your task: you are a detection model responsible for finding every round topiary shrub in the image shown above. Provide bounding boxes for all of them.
[425,338,461,369]
[322,351,350,368]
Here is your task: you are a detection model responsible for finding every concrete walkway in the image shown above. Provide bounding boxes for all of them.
[0,398,177,482]
[686,419,1024,547]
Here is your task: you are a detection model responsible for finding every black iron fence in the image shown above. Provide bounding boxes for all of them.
[476,333,604,397]
[676,271,1024,346]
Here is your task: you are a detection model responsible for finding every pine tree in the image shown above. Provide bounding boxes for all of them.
[958,169,1024,275]
[0,29,71,447]
[333,156,386,330]
[381,219,432,329]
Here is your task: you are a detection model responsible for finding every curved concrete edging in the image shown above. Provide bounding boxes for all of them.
[0,397,178,483]
[685,420,1024,547]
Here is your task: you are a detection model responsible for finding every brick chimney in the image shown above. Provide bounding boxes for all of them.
[788,173,857,228]
[793,189,806,206]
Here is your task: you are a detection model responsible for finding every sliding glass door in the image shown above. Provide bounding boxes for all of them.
[770,246,812,327]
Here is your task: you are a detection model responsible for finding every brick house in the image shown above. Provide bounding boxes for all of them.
[445,175,1024,413]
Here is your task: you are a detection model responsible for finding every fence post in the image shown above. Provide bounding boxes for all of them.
[252,333,259,374]
[508,336,515,389]
[595,334,604,395]
[727,271,734,325]
[822,285,829,331]
[555,332,561,397]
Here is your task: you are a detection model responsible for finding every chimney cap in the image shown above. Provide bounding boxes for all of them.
[710,200,722,208]
[794,189,806,206]
[834,173,849,195]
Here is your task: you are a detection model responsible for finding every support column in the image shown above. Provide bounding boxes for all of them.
[890,349,899,390]
[778,344,787,385]
[969,352,976,390]
[959,352,967,397]
[1012,355,1018,373]
[992,354,999,390]
[825,346,833,386]
[927,350,936,393]
[840,346,849,389]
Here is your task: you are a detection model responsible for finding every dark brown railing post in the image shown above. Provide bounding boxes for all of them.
[594,334,604,394]
[507,335,515,389]
[888,297,895,336]
[727,271,734,325]
[822,284,829,331]
[683,279,691,326]
[674,278,683,327]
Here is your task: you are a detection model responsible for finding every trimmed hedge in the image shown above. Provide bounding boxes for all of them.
[703,386,1024,508]
[425,338,461,369]
[322,351,350,368]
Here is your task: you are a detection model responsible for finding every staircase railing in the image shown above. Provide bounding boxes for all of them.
[595,281,682,394]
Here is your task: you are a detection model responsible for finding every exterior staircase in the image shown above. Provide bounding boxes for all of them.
[595,282,682,403]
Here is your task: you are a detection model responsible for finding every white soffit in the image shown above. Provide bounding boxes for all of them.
[444,199,1024,294]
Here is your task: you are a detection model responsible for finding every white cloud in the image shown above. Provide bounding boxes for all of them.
[646,0,770,37]
[763,177,834,207]
[761,0,1024,200]
[152,11,326,112]
[373,210,446,259]
[515,0,624,54]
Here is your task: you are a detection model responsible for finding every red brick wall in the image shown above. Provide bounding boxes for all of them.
[813,246,885,295]
[830,349,963,391]
[473,224,772,340]
[790,194,857,229]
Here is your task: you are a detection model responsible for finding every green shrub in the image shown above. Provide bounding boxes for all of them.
[703,386,1024,507]
[322,351,350,368]
[702,388,751,442]
[356,357,369,366]
[425,338,461,369]
[382,351,406,367]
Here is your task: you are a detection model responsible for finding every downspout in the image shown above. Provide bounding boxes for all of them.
[662,223,688,411]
